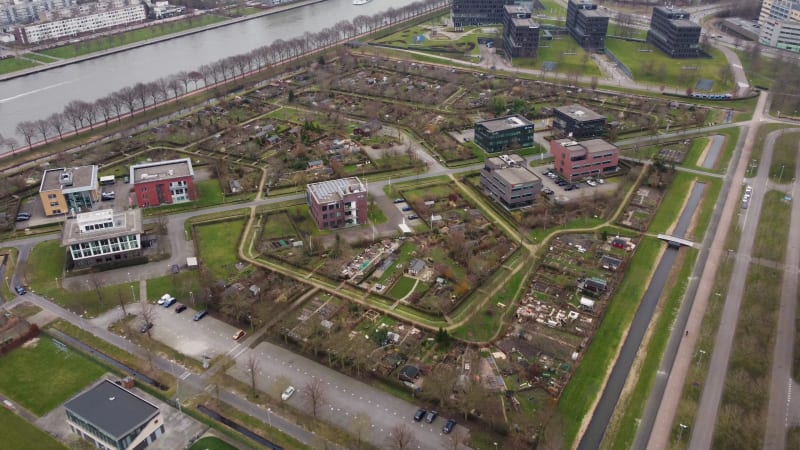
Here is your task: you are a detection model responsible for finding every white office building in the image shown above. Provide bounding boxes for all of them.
[758,0,800,52]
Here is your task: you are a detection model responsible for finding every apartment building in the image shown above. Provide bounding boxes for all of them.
[14,3,145,44]
[130,158,196,208]
[306,177,368,230]
[758,0,800,52]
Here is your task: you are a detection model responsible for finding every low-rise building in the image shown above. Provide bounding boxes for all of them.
[552,104,606,139]
[474,115,534,153]
[62,208,143,269]
[65,379,164,450]
[502,5,540,58]
[550,138,619,181]
[39,165,99,216]
[480,154,542,209]
[306,177,367,230]
[130,158,196,208]
[646,6,702,58]
[566,0,609,51]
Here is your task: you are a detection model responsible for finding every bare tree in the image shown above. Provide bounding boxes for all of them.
[116,286,129,317]
[16,121,36,149]
[133,82,149,112]
[3,136,18,153]
[442,426,469,450]
[34,119,51,144]
[139,298,156,338]
[303,377,326,418]
[114,87,137,118]
[63,100,84,133]
[386,423,418,450]
[48,113,66,139]
[247,353,259,397]
[89,274,105,308]
[350,411,372,449]
[425,363,458,408]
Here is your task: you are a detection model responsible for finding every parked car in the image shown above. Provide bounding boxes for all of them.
[542,188,554,195]
[443,418,457,434]
[413,408,427,422]
[401,206,412,212]
[139,322,153,333]
[14,285,26,295]
[123,176,130,184]
[586,179,597,187]
[281,386,296,401]
[233,330,246,341]
[407,214,419,220]
[464,137,470,142]
[393,198,404,204]
[171,264,180,274]
[101,192,115,201]
[158,294,174,305]
[424,410,439,423]
[193,310,208,321]
[163,297,176,308]
[16,213,31,222]
[174,303,187,313]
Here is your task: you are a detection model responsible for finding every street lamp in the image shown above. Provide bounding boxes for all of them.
[267,408,272,427]
[697,349,706,368]
[248,314,254,333]
[780,164,785,183]
[189,291,195,306]
[494,442,498,450]
[677,423,689,441]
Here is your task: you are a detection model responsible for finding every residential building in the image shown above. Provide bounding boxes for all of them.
[451,0,515,29]
[130,158,196,208]
[502,5,540,58]
[14,3,145,44]
[39,165,99,216]
[552,104,606,139]
[65,379,164,450]
[62,208,143,268]
[566,0,609,51]
[474,115,534,153]
[480,154,542,209]
[758,0,800,52]
[549,138,619,181]
[646,6,702,58]
[0,0,76,27]
[306,177,367,230]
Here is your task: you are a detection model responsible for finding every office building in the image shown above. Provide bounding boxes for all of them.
[474,115,534,153]
[552,104,606,139]
[566,0,609,51]
[306,177,367,230]
[550,138,619,181]
[646,6,702,58]
[758,0,800,52]
[452,0,515,29]
[480,154,542,209]
[39,165,99,216]
[14,4,145,44]
[503,5,540,58]
[62,208,143,268]
[130,158,196,208]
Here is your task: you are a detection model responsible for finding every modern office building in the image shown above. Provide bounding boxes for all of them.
[451,0,515,29]
[646,6,702,58]
[552,104,606,139]
[62,208,143,268]
[480,154,542,209]
[14,3,146,44]
[758,0,800,52]
[502,5,540,58]
[65,379,164,450]
[550,138,619,181]
[130,158,196,208]
[39,165,99,216]
[306,177,367,230]
[474,115,534,153]
[566,0,609,51]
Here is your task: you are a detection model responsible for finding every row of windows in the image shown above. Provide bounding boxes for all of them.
[82,221,114,232]
[321,203,341,211]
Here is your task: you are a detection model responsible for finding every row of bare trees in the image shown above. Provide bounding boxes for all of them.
[11,0,450,151]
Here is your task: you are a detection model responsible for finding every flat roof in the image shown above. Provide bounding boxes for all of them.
[477,115,533,132]
[130,158,193,184]
[487,155,541,186]
[62,209,143,246]
[511,17,539,28]
[556,138,617,154]
[307,177,365,204]
[40,166,98,193]
[655,6,690,16]
[580,9,606,18]
[504,5,529,14]
[64,380,159,440]
[554,104,605,122]
[673,19,700,29]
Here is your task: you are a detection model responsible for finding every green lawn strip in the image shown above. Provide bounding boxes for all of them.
[0,57,39,75]
[24,53,58,63]
[368,201,388,224]
[538,0,566,15]
[711,127,740,175]
[0,335,105,415]
[143,179,253,217]
[605,39,734,92]
[188,436,240,450]
[388,276,416,299]
[195,219,246,279]
[711,265,781,449]
[748,124,798,164]
[513,37,601,77]
[685,137,709,167]
[603,248,698,450]
[768,132,799,183]
[648,172,719,236]
[40,15,228,59]
[790,428,800,450]
[185,208,251,240]
[733,48,775,89]
[529,216,605,243]
[690,176,721,242]
[0,247,18,300]
[559,236,661,447]
[145,271,202,304]
[752,190,792,262]
[0,407,68,450]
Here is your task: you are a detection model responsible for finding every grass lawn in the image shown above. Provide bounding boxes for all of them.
[25,53,58,63]
[0,407,68,450]
[195,219,245,279]
[686,136,709,167]
[388,276,417,299]
[605,39,734,92]
[768,132,799,183]
[144,179,252,217]
[145,271,201,304]
[0,57,39,75]
[40,15,228,59]
[0,247,18,300]
[451,265,525,342]
[752,190,792,262]
[514,37,601,77]
[375,26,494,60]
[261,212,296,239]
[189,436,241,450]
[368,201,388,224]
[0,336,105,416]
[648,172,721,240]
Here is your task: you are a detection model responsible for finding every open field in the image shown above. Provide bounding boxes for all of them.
[188,436,240,450]
[195,219,246,279]
[514,37,602,77]
[0,407,68,450]
[767,132,798,183]
[0,56,39,75]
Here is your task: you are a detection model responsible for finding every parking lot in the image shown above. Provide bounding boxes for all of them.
[534,166,617,202]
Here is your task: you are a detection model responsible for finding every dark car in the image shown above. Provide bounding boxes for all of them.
[401,206,412,212]
[393,198,404,204]
[174,303,187,313]
[413,408,426,422]
[193,310,208,321]
[14,285,26,295]
[424,410,438,424]
[123,176,130,184]
[407,214,419,220]
[442,418,456,434]
[139,322,153,333]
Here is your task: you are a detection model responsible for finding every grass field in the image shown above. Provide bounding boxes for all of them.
[514,37,601,77]
[144,179,252,217]
[25,53,58,63]
[0,407,68,450]
[374,25,493,60]
[768,132,799,183]
[648,172,721,241]
[388,276,417,299]
[752,190,792,262]
[195,219,245,279]
[40,15,228,59]
[189,436,241,450]
[145,271,201,305]
[0,57,39,75]
[0,336,105,416]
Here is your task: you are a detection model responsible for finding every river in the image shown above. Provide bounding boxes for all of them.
[0,0,425,141]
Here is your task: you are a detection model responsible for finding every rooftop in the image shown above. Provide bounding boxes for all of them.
[130,158,193,184]
[64,380,159,440]
[556,138,618,154]
[672,19,701,29]
[580,8,606,18]
[504,4,530,15]
[62,209,143,246]
[511,17,539,28]
[554,104,605,122]
[486,154,541,185]
[40,166,98,193]
[477,115,533,133]
[307,177,365,204]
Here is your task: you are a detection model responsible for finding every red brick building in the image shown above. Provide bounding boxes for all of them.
[306,177,367,230]
[130,158,197,208]
[550,138,619,182]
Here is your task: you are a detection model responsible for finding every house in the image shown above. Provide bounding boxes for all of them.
[474,115,534,153]
[354,119,383,137]
[552,104,606,139]
[407,258,426,276]
[479,154,542,209]
[579,277,607,295]
[62,209,143,269]
[399,365,421,382]
[229,180,242,193]
[601,254,623,271]
[549,138,619,182]
[39,165,100,216]
[64,379,164,450]
[306,177,367,230]
[646,6,702,58]
[130,158,196,208]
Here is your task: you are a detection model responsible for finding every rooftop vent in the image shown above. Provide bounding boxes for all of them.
[59,171,73,186]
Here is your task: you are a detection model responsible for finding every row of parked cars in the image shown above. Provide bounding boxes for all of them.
[543,170,604,192]
[413,407,457,434]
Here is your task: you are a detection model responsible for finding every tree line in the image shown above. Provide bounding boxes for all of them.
[1,0,451,152]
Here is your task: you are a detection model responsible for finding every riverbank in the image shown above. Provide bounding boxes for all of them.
[0,0,326,82]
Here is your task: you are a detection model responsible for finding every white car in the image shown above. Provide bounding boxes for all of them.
[586,180,597,187]
[157,293,174,305]
[281,386,296,401]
